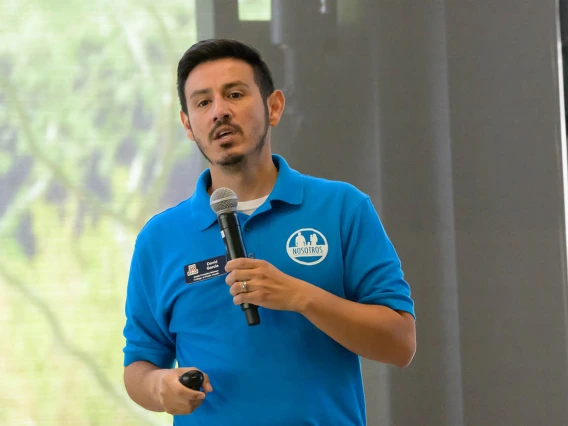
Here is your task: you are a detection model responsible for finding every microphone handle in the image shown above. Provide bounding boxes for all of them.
[217,212,260,326]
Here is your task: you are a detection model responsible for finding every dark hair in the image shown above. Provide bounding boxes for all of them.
[176,39,275,114]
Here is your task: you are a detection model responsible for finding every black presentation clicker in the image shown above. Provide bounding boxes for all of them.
[179,370,204,391]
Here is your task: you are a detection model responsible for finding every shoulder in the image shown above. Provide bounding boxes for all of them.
[299,172,370,211]
[135,198,193,248]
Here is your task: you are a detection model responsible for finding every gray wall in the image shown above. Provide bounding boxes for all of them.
[198,0,568,425]
[447,1,568,425]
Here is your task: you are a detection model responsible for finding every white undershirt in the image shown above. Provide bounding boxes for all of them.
[237,195,269,216]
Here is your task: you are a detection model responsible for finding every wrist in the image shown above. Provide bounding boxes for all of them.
[293,280,318,315]
[147,368,168,410]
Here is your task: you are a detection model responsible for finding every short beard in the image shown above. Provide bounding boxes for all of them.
[193,105,270,170]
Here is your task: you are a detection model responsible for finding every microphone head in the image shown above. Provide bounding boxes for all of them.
[210,187,238,215]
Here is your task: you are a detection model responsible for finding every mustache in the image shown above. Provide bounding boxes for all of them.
[209,118,243,140]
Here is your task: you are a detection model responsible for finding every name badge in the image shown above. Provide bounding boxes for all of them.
[184,254,227,284]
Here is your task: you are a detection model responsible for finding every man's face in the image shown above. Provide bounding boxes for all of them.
[181,58,274,168]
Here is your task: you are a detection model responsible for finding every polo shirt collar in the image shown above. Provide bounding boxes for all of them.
[191,154,303,231]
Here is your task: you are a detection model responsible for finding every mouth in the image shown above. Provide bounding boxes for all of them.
[214,126,237,141]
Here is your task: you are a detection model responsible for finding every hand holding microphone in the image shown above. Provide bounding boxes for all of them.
[210,187,260,326]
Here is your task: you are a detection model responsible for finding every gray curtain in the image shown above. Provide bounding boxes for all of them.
[197,0,568,425]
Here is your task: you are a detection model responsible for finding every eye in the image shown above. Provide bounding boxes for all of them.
[196,100,210,108]
[229,92,242,99]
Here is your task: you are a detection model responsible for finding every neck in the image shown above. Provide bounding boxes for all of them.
[208,148,278,202]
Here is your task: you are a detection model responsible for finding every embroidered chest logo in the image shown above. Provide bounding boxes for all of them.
[286,228,329,265]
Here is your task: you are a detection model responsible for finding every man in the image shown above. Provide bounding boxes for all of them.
[123,38,416,425]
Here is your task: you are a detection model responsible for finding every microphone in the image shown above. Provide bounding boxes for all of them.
[210,187,260,326]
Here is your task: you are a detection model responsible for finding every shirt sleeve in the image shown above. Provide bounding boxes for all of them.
[342,197,415,319]
[122,242,176,368]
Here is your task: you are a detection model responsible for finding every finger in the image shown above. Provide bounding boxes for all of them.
[233,292,258,306]
[171,399,202,415]
[177,385,206,400]
[225,258,261,272]
[189,399,204,410]
[229,280,254,296]
[186,398,205,414]
[188,397,205,409]
[202,372,214,393]
[178,380,206,400]
[225,269,254,286]
[169,406,193,416]
[169,378,206,400]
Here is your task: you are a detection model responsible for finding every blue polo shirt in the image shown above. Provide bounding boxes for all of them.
[123,154,414,426]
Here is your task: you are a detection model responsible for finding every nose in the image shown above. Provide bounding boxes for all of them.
[211,96,232,124]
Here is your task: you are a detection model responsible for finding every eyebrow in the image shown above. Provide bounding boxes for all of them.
[189,81,250,100]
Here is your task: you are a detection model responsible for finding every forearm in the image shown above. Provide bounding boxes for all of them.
[296,283,416,367]
[124,361,166,412]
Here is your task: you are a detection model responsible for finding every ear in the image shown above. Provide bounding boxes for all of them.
[180,110,195,141]
[267,90,285,127]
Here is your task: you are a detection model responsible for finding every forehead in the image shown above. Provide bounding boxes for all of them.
[185,58,256,92]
